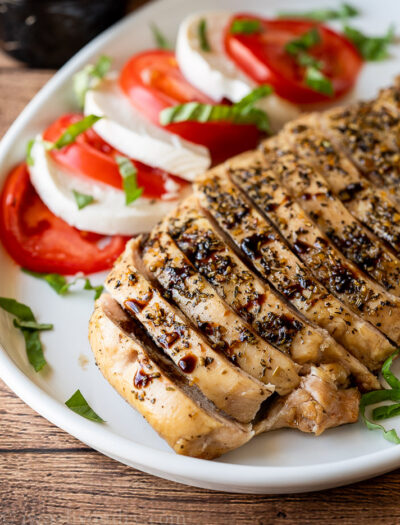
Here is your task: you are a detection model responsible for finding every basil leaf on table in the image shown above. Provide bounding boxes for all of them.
[65,389,104,423]
[0,297,49,372]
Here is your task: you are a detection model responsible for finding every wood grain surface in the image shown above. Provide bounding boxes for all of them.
[2,5,400,524]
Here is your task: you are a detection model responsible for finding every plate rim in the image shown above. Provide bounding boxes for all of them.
[1,0,400,493]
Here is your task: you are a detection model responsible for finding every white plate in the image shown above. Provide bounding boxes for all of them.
[1,0,400,494]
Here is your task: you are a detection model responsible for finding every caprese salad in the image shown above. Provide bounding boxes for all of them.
[0,5,394,277]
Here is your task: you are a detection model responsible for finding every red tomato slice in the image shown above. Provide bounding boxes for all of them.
[0,163,128,275]
[119,50,262,164]
[225,15,363,104]
[43,114,188,200]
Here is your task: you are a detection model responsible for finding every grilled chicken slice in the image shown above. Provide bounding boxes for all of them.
[266,141,400,297]
[321,88,400,204]
[255,363,360,436]
[141,229,300,395]
[90,295,253,459]
[282,114,400,256]
[105,238,270,423]
[163,196,391,371]
[228,149,399,361]
[195,169,380,391]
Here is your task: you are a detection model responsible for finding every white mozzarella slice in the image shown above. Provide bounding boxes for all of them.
[29,140,189,236]
[84,78,210,181]
[176,12,300,132]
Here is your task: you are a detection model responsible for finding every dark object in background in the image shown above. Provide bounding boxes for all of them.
[0,0,129,68]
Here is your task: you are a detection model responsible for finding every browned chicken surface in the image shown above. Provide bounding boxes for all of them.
[89,84,400,459]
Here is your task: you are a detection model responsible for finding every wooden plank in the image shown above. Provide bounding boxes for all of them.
[1,449,400,524]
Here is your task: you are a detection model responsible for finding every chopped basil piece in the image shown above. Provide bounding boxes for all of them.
[159,85,272,133]
[198,18,211,52]
[285,27,321,55]
[305,66,334,96]
[278,3,359,22]
[22,269,103,300]
[72,190,94,210]
[150,23,171,50]
[343,24,395,61]
[115,155,144,205]
[230,19,262,35]
[65,389,104,422]
[26,139,35,166]
[360,349,400,444]
[0,297,49,372]
[52,115,102,150]
[13,319,53,331]
[73,55,111,108]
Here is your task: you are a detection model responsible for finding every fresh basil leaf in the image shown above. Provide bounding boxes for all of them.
[372,403,400,421]
[83,279,104,301]
[22,269,103,300]
[278,3,359,22]
[285,27,321,55]
[360,388,400,444]
[26,139,35,166]
[305,66,334,96]
[13,319,53,331]
[0,297,35,321]
[297,52,324,69]
[73,55,111,108]
[198,18,211,52]
[230,19,262,35]
[343,24,395,61]
[0,297,48,372]
[381,349,400,390]
[160,86,271,133]
[72,190,94,210]
[115,155,144,205]
[52,115,102,150]
[65,389,104,423]
[150,23,171,50]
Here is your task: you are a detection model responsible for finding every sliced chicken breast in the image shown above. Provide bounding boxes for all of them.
[141,228,300,395]
[228,149,399,359]
[195,169,379,391]
[265,141,400,297]
[256,363,360,436]
[90,295,253,459]
[105,238,271,423]
[282,114,400,256]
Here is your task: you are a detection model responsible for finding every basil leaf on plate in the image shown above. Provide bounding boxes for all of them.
[150,23,171,50]
[285,27,321,55]
[278,3,359,22]
[72,189,94,210]
[343,24,395,61]
[73,55,111,108]
[198,19,211,52]
[65,389,105,423]
[159,86,272,133]
[52,115,102,150]
[305,66,334,96]
[115,155,144,205]
[22,269,103,300]
[0,297,49,372]
[230,19,262,35]
[26,139,35,166]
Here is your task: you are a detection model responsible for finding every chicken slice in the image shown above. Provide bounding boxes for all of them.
[195,169,379,391]
[255,363,360,436]
[228,149,399,360]
[282,114,400,256]
[90,295,253,459]
[141,229,300,395]
[320,89,400,204]
[105,238,270,423]
[265,141,400,297]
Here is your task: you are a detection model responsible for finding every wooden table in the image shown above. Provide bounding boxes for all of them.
[1,16,400,525]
